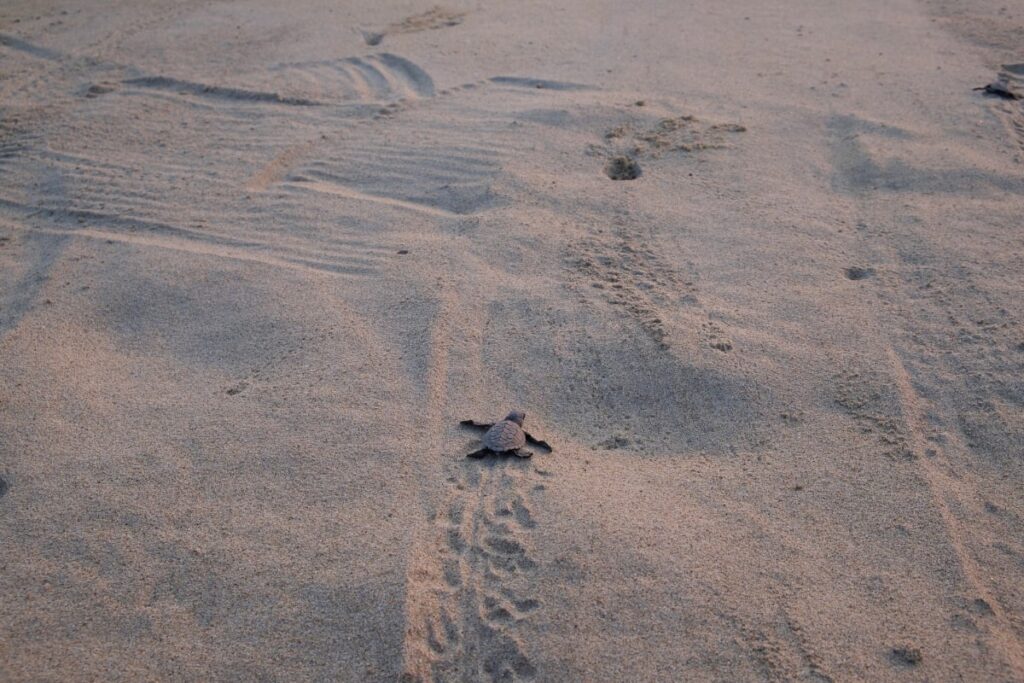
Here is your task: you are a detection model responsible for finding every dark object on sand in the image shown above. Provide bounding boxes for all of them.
[890,646,923,667]
[973,78,1020,100]
[605,155,641,180]
[461,410,552,459]
[0,475,8,498]
[360,29,384,46]
[845,266,875,281]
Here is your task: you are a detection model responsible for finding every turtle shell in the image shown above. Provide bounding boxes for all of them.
[483,419,526,452]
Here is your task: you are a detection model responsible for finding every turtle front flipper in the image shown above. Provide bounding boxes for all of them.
[524,432,552,452]
[466,448,491,459]
[460,420,494,431]
[512,449,533,459]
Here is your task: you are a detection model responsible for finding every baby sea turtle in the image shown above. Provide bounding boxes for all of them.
[973,77,1021,100]
[460,410,552,459]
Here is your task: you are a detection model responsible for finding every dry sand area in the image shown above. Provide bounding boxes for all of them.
[2,0,1023,680]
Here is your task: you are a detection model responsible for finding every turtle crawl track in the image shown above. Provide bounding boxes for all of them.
[401,462,545,682]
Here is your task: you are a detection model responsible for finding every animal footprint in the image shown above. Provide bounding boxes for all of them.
[702,320,733,352]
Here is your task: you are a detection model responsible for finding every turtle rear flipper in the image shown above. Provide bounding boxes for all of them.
[524,432,552,452]
[460,420,494,430]
[466,448,491,459]
[512,449,533,459]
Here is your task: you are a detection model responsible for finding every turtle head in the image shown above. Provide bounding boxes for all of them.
[504,410,525,426]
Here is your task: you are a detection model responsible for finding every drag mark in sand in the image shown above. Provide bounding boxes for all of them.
[402,462,543,682]
[884,346,1024,678]
[833,366,914,461]
[567,207,699,349]
[741,605,833,682]
[828,116,1024,675]
[567,110,745,349]
[400,284,542,681]
[702,578,833,682]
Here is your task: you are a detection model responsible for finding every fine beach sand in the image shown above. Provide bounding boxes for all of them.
[1,1,1023,680]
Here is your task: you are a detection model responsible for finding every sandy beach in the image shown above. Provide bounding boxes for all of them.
[1,0,1023,680]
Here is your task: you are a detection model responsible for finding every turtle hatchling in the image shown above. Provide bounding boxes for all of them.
[460,410,552,459]
[973,76,1021,100]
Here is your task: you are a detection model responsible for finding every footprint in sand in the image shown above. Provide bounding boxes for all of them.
[605,155,641,180]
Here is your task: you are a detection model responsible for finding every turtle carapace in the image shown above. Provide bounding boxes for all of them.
[460,411,552,459]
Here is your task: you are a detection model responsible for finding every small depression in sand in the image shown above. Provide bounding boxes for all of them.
[604,155,641,180]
